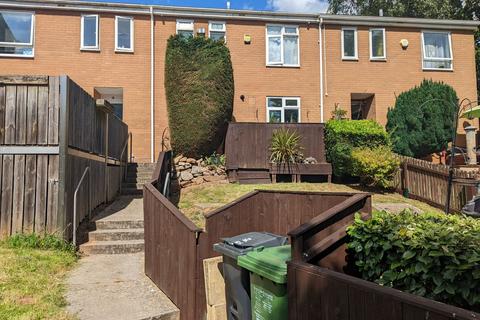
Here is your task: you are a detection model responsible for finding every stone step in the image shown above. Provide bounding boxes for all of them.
[93,219,144,230]
[121,188,143,195]
[122,182,146,189]
[79,239,144,255]
[89,228,144,241]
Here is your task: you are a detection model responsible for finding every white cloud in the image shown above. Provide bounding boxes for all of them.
[266,0,329,13]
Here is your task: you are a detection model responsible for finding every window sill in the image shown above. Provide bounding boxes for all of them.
[342,57,358,61]
[370,58,387,62]
[422,68,454,72]
[266,64,300,68]
[115,49,134,54]
[0,53,34,59]
[81,48,100,52]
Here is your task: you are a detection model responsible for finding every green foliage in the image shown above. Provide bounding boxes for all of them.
[203,152,225,167]
[331,104,347,120]
[3,233,76,253]
[269,129,304,164]
[386,80,458,158]
[165,35,234,158]
[325,120,390,177]
[351,146,400,189]
[347,211,480,311]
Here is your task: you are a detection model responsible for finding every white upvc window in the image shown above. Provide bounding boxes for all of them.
[115,16,133,52]
[266,97,301,123]
[422,31,453,70]
[176,20,194,38]
[266,25,300,67]
[342,27,358,60]
[0,10,35,58]
[209,21,226,42]
[81,14,99,50]
[369,28,386,60]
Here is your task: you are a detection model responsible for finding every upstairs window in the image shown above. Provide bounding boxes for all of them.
[267,97,300,123]
[422,31,452,70]
[266,25,299,67]
[176,20,194,38]
[342,27,357,60]
[209,21,226,41]
[81,14,99,50]
[369,28,386,60]
[0,11,34,57]
[115,16,133,52]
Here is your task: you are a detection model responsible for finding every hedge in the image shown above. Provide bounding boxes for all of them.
[325,120,390,178]
[386,80,458,158]
[347,211,480,311]
[165,35,234,158]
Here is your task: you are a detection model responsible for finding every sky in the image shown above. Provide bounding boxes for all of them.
[89,0,330,13]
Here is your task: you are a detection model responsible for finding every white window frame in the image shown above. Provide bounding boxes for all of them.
[115,16,134,53]
[0,10,35,58]
[266,24,300,67]
[208,21,226,42]
[341,27,358,60]
[81,14,99,51]
[176,19,194,37]
[421,30,453,71]
[266,97,301,123]
[369,28,386,60]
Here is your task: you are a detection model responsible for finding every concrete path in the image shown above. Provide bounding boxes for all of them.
[66,253,179,320]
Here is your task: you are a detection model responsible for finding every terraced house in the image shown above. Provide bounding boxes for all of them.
[0,0,478,162]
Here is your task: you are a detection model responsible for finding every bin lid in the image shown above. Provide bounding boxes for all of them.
[237,245,291,284]
[213,232,288,259]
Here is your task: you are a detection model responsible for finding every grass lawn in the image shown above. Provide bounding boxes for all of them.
[178,182,443,228]
[0,235,78,320]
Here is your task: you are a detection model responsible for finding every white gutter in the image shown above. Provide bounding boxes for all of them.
[150,6,155,163]
[319,18,324,123]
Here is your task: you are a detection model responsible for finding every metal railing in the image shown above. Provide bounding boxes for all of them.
[73,166,90,247]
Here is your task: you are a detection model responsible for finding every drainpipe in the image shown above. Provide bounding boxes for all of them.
[150,6,155,163]
[319,18,324,123]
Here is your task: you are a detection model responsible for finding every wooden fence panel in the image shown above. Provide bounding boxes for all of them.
[0,86,5,144]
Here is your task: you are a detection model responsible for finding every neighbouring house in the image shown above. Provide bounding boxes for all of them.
[0,0,478,162]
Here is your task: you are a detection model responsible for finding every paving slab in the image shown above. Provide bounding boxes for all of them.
[66,253,179,320]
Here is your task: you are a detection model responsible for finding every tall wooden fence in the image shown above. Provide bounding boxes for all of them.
[0,75,129,240]
[144,152,371,319]
[394,155,479,212]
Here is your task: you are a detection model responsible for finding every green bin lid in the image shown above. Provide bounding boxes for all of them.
[237,245,291,284]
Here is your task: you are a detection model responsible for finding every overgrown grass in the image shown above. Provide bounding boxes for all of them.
[178,182,442,228]
[0,234,78,320]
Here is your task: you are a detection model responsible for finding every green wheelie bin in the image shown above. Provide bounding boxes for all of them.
[237,245,291,320]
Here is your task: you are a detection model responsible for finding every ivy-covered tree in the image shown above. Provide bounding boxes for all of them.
[386,80,458,158]
[165,35,234,158]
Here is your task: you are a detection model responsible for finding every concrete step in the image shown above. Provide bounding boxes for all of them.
[122,182,146,189]
[93,219,144,230]
[121,188,143,195]
[89,228,144,241]
[79,239,144,255]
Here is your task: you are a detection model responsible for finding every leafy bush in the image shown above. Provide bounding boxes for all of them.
[351,146,400,189]
[203,152,225,167]
[165,35,234,158]
[269,129,304,164]
[325,120,390,177]
[386,80,458,158]
[347,211,480,311]
[4,233,75,253]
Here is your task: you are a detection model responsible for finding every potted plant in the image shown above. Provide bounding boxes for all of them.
[269,128,304,174]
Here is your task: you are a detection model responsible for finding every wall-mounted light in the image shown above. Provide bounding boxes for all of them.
[240,95,246,102]
[244,35,251,44]
[400,39,409,50]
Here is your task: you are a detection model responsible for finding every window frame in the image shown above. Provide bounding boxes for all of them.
[341,27,358,61]
[0,10,35,58]
[176,19,194,37]
[265,24,300,68]
[421,30,453,71]
[115,15,134,53]
[266,97,301,123]
[369,28,386,60]
[80,14,99,51]
[208,21,226,42]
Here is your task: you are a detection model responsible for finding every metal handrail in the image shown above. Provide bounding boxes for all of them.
[73,166,90,247]
[118,133,131,195]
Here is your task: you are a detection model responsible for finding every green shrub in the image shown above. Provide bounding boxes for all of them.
[165,35,234,158]
[269,129,304,164]
[325,120,390,177]
[386,80,458,158]
[351,146,400,189]
[203,152,225,167]
[4,233,75,253]
[347,211,480,311]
